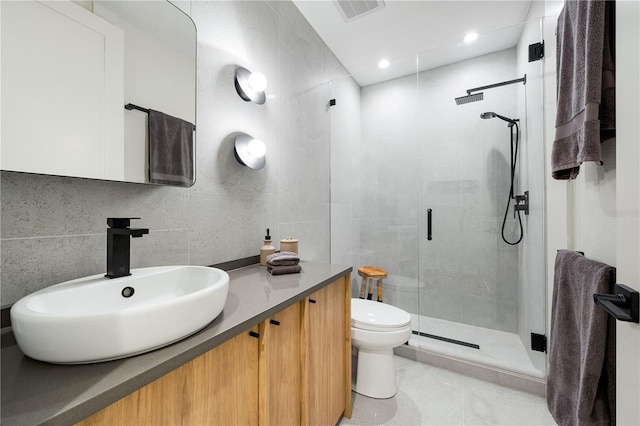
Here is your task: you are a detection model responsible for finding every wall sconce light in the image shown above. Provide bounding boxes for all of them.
[234,133,266,170]
[235,67,267,105]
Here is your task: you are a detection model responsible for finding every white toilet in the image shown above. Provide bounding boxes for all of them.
[351,298,412,399]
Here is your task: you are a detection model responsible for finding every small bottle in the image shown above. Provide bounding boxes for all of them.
[260,228,276,266]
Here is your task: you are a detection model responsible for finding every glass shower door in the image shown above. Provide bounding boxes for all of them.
[414,19,547,378]
[329,69,422,314]
[329,15,547,380]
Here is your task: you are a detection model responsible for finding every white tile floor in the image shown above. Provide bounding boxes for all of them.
[341,355,557,425]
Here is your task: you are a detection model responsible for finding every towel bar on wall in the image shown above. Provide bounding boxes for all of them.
[125,103,150,113]
[594,283,639,323]
[564,249,640,323]
[125,103,196,130]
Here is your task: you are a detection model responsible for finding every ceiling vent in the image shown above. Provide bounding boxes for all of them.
[334,0,385,22]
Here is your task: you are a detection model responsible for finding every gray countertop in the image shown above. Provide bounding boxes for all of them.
[1,261,351,426]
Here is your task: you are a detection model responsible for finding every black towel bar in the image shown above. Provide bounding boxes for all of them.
[594,283,639,323]
[125,103,149,113]
[124,103,195,130]
[560,249,639,323]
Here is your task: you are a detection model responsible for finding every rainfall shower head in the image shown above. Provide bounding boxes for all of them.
[480,112,519,125]
[456,75,527,106]
[455,92,483,105]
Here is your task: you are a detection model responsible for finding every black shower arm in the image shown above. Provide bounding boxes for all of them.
[466,75,527,95]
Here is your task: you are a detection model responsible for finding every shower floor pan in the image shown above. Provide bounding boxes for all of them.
[395,314,546,395]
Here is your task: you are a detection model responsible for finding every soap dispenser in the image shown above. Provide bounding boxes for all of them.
[260,228,276,266]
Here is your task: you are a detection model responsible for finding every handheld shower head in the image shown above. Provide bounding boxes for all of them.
[480,112,518,125]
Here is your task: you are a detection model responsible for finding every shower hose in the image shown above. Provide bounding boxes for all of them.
[502,122,524,245]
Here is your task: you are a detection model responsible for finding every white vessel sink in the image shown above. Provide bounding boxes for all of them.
[10,266,229,364]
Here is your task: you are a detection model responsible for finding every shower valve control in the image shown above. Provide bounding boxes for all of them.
[514,191,529,217]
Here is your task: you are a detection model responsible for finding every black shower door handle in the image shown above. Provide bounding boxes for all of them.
[427,209,432,241]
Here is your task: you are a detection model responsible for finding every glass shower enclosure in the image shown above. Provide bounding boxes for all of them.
[330,13,547,380]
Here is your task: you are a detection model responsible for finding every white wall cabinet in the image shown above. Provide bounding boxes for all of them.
[1,1,124,180]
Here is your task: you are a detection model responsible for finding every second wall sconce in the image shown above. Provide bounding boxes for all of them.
[235,66,267,105]
[234,133,266,170]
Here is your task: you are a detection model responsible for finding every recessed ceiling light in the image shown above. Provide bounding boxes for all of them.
[378,59,390,69]
[464,32,478,43]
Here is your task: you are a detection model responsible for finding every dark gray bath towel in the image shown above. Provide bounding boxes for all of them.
[267,264,302,275]
[552,0,616,180]
[148,109,195,186]
[547,250,616,426]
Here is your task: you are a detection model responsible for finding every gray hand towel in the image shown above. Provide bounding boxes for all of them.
[267,264,302,275]
[266,251,300,266]
[552,0,616,180]
[547,250,616,426]
[148,109,195,186]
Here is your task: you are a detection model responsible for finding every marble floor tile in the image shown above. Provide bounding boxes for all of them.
[340,355,556,426]
[463,375,556,425]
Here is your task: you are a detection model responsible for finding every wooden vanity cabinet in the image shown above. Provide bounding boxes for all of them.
[259,275,352,426]
[303,275,352,426]
[76,275,351,426]
[77,326,260,426]
[259,301,302,426]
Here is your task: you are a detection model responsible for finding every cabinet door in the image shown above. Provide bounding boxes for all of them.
[187,328,259,425]
[303,277,351,426]
[259,302,302,426]
[1,0,124,180]
[77,327,259,426]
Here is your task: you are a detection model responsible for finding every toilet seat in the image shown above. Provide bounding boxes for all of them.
[351,299,411,332]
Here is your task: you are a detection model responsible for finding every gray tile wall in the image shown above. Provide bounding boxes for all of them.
[0,1,350,307]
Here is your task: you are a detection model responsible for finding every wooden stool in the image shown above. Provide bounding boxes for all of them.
[357,266,387,302]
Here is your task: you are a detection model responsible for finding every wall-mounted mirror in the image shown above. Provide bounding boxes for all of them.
[1,0,196,186]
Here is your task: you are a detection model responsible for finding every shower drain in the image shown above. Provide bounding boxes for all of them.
[411,330,480,349]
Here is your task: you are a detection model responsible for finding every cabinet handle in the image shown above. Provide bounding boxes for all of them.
[309,299,317,304]
[269,319,280,326]
[427,208,433,241]
[249,331,260,339]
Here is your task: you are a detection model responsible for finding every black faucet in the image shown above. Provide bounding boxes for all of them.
[106,218,149,278]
